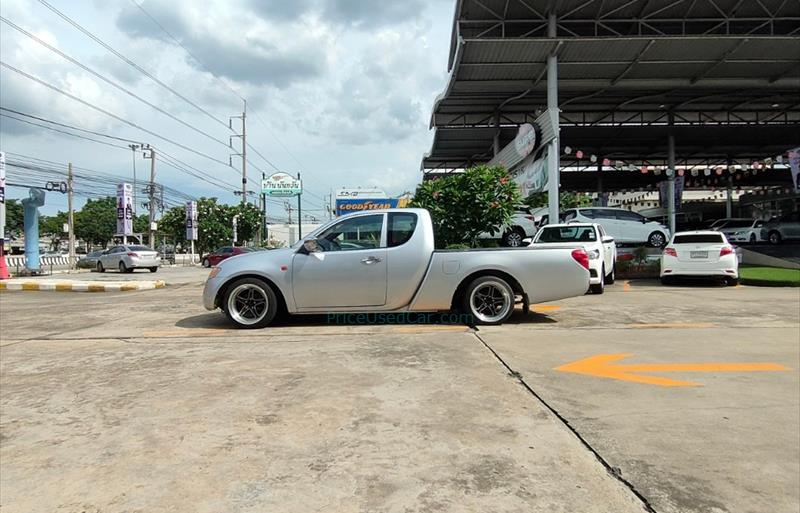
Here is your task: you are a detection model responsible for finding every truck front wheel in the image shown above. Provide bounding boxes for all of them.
[223,278,278,329]
[463,276,516,325]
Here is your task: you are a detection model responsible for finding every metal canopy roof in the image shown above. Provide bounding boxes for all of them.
[424,0,800,170]
[423,123,800,170]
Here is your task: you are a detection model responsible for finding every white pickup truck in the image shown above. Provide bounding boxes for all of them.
[203,208,590,328]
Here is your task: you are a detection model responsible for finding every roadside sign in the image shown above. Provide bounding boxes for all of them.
[262,172,302,197]
[116,183,133,236]
[335,198,399,216]
[0,151,5,204]
[514,123,537,158]
[185,201,198,241]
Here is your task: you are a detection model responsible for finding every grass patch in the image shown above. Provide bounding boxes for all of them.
[739,266,800,287]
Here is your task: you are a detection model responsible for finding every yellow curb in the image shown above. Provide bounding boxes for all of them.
[0,282,5,290]
[626,322,717,329]
[55,283,73,291]
[21,283,39,291]
[87,284,106,292]
[120,284,139,291]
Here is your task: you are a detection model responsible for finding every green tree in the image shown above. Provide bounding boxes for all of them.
[75,197,116,248]
[410,165,520,248]
[157,205,188,247]
[4,199,24,236]
[39,211,68,250]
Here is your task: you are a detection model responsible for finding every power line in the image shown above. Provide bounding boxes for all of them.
[1,113,130,150]
[36,0,231,131]
[1,61,232,166]
[127,0,246,103]
[0,16,231,150]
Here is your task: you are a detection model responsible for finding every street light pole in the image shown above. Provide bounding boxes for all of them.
[128,143,140,216]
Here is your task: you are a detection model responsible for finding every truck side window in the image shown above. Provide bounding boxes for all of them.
[317,214,383,252]
[388,213,418,247]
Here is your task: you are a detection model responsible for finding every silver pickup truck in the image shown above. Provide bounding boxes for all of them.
[203,208,590,328]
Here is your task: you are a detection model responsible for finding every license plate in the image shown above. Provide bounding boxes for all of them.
[690,251,708,259]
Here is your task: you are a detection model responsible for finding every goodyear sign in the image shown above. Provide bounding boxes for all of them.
[336,198,399,216]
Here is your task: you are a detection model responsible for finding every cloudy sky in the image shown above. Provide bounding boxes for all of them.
[0,0,453,217]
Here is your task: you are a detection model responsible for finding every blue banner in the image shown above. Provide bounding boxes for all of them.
[336,198,399,216]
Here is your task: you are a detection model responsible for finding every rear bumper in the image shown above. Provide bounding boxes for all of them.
[130,257,161,268]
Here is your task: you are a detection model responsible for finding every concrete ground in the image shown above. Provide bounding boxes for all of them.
[1,267,798,512]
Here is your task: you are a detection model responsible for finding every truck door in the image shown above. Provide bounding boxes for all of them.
[292,213,387,308]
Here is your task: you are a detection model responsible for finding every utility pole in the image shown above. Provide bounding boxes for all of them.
[67,163,75,270]
[297,172,302,240]
[144,146,157,248]
[230,100,247,205]
[261,171,267,242]
[128,143,140,215]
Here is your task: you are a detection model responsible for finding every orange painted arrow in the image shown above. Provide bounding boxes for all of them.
[555,353,789,387]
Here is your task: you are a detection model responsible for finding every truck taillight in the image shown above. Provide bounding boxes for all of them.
[664,247,677,257]
[719,246,734,256]
[127,252,138,257]
[571,249,590,270]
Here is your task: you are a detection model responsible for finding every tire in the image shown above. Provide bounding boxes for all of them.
[202,258,211,268]
[501,228,525,247]
[647,231,667,248]
[768,231,782,245]
[118,261,128,273]
[462,276,516,325]
[590,266,605,294]
[96,261,105,273]
[606,263,616,284]
[749,234,756,244]
[726,277,739,286]
[149,267,158,273]
[223,278,278,329]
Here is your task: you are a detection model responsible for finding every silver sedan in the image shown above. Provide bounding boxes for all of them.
[97,245,161,273]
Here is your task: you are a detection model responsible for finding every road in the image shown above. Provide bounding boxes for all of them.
[1,267,798,512]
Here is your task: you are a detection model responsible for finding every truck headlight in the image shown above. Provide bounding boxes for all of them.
[588,249,601,260]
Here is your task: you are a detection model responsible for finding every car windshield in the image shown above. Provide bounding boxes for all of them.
[673,234,724,244]
[537,226,596,243]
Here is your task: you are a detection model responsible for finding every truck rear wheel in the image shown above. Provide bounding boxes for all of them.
[463,276,515,325]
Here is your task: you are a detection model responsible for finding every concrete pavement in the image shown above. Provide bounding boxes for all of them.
[0,268,797,512]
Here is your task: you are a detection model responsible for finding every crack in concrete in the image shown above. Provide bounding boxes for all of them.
[472,330,658,513]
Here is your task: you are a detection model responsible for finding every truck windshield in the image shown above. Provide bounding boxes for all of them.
[537,226,596,243]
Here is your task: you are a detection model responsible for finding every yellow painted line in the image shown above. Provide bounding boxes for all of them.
[392,325,470,333]
[556,353,790,387]
[532,304,561,312]
[55,283,73,291]
[21,283,39,291]
[626,322,717,329]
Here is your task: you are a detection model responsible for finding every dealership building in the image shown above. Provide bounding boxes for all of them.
[422,0,800,229]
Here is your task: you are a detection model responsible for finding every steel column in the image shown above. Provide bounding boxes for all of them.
[547,12,560,223]
[667,112,676,236]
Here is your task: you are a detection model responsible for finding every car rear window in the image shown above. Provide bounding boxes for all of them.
[128,245,151,251]
[537,226,597,243]
[673,234,724,244]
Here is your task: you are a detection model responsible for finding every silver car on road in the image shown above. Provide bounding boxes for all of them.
[97,244,161,273]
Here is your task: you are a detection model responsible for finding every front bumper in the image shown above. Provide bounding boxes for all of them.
[203,274,222,310]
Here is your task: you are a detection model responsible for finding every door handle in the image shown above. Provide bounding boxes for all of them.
[361,256,382,265]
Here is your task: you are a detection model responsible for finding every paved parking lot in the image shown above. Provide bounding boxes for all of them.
[1,267,798,512]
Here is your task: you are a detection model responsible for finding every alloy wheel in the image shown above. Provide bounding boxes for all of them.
[227,284,269,326]
[469,280,512,323]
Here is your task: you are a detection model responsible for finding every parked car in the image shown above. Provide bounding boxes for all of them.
[760,212,800,244]
[76,250,104,269]
[477,205,538,247]
[713,218,765,244]
[562,207,670,247]
[660,231,738,286]
[531,223,617,294]
[203,208,591,328]
[202,246,258,267]
[97,245,161,273]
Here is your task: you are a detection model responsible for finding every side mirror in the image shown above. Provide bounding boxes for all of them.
[302,238,321,253]
[602,236,614,243]
[641,218,648,223]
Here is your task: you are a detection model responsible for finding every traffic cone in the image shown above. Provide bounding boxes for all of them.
[0,245,9,280]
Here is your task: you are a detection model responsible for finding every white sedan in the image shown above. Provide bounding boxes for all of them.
[660,231,738,286]
[531,223,617,294]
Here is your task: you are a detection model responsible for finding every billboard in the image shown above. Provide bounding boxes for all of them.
[185,201,198,241]
[336,187,387,199]
[116,182,134,235]
[789,148,800,193]
[658,176,684,210]
[262,172,302,197]
[336,198,398,216]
